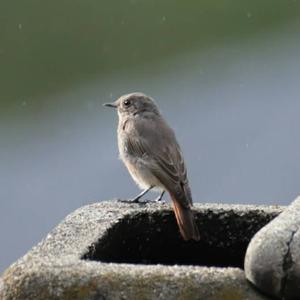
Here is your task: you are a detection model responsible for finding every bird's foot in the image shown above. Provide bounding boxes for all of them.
[118,190,165,204]
[117,197,145,204]
[117,198,165,204]
[139,198,165,204]
[153,191,165,203]
[152,196,166,203]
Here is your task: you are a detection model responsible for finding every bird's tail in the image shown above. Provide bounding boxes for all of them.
[170,194,200,241]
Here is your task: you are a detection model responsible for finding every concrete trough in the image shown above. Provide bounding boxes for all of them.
[0,200,281,300]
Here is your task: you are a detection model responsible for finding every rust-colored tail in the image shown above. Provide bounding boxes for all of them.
[171,195,200,241]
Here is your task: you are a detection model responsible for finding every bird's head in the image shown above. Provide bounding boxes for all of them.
[104,92,160,118]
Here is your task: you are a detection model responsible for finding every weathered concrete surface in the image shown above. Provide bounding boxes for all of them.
[0,200,281,300]
[245,196,300,299]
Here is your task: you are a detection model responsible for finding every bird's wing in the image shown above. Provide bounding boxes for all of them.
[125,117,192,207]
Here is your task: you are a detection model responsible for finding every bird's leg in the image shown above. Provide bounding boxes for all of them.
[154,190,165,202]
[119,186,153,203]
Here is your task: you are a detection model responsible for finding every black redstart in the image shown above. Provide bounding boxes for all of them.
[104,92,200,241]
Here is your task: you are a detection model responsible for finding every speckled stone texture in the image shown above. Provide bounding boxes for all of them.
[0,200,281,300]
[245,196,300,299]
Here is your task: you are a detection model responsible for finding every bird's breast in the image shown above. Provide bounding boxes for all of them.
[117,132,163,190]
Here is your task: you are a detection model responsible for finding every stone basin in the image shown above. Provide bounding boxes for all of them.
[0,200,282,300]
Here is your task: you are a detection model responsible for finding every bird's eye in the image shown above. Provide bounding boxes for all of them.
[123,99,131,107]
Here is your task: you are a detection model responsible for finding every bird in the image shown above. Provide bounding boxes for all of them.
[104,92,200,241]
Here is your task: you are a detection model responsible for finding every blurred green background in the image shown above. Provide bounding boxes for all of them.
[1,0,300,272]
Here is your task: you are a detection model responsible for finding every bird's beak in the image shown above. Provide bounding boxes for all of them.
[103,101,117,108]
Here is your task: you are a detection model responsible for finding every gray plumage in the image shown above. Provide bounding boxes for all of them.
[104,92,200,241]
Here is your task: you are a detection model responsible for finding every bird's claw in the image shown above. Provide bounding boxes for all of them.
[117,198,145,204]
[117,198,165,204]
